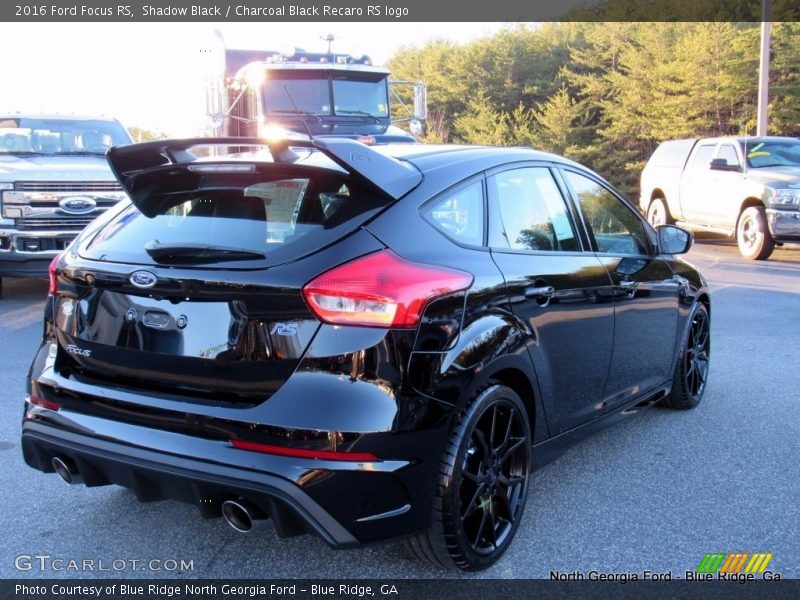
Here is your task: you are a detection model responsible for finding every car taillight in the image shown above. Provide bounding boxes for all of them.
[27,394,61,411]
[303,250,472,328]
[230,439,379,462]
[48,254,61,294]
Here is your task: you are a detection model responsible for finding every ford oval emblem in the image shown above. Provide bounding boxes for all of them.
[58,196,97,215]
[130,270,157,288]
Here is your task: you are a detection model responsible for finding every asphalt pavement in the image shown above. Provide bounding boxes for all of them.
[1,239,798,579]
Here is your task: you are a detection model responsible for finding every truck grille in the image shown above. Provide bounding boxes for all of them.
[15,181,123,192]
[16,217,96,230]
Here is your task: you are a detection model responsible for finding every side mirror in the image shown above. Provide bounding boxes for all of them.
[413,82,427,122]
[658,225,693,255]
[710,158,741,172]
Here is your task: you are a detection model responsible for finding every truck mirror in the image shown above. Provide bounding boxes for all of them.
[709,158,741,172]
[657,225,693,255]
[413,83,427,121]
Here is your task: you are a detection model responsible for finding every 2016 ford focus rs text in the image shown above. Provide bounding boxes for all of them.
[21,137,710,571]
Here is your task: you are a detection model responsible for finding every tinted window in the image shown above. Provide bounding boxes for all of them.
[332,74,389,118]
[717,144,740,166]
[81,167,389,268]
[0,117,131,154]
[564,171,649,256]
[488,167,578,252]
[425,180,484,246]
[262,75,332,115]
[743,140,800,168]
[688,145,716,171]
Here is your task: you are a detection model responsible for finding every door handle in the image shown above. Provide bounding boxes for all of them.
[524,285,555,299]
[618,280,638,290]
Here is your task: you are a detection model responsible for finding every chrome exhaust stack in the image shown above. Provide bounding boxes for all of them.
[52,456,82,485]
[221,499,269,533]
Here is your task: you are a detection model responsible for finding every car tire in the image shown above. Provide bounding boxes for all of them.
[647,198,672,228]
[736,206,775,260]
[406,383,531,571]
[663,302,710,410]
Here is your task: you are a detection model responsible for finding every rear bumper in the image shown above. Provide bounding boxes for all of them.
[766,208,800,242]
[23,419,364,548]
[21,388,434,546]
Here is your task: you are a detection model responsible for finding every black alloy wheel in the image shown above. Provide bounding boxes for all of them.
[664,303,710,409]
[407,384,531,571]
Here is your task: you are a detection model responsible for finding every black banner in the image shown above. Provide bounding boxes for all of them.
[2,0,799,22]
[6,579,800,600]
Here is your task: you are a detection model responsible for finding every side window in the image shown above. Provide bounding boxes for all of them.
[717,144,740,167]
[424,180,484,246]
[488,167,578,252]
[563,170,650,256]
[688,144,716,171]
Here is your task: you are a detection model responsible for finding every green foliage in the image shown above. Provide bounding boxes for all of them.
[453,96,511,146]
[387,22,799,197]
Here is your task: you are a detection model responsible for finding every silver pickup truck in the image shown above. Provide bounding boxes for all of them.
[640,136,800,259]
[0,114,132,296]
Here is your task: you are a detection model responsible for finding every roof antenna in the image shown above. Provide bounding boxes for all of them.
[283,85,314,141]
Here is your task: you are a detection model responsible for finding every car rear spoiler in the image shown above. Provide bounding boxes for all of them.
[106,137,423,214]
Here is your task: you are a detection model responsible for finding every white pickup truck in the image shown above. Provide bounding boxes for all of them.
[640,136,800,259]
[0,114,132,296]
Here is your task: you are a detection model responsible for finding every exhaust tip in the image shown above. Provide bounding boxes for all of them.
[52,456,82,485]
[221,499,266,533]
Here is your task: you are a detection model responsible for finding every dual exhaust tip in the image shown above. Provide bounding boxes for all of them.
[52,456,267,534]
[52,456,82,485]
[221,499,269,533]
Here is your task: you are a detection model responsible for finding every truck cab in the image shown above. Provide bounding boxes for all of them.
[205,40,426,143]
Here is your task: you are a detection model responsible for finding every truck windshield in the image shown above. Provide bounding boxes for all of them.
[743,140,800,168]
[0,117,131,155]
[262,72,389,118]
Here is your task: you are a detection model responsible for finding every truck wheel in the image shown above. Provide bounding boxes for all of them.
[663,302,710,410]
[736,206,774,260]
[406,384,531,571]
[647,198,671,228]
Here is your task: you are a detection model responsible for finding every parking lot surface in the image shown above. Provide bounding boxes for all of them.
[1,239,798,579]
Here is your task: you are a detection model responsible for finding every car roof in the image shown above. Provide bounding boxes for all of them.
[372,143,584,171]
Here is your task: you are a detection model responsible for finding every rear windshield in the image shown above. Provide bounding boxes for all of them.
[80,166,389,268]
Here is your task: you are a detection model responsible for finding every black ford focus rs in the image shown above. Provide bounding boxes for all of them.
[21,137,710,571]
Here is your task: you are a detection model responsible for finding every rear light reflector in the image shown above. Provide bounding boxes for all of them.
[27,394,61,411]
[302,250,472,328]
[48,253,61,294]
[230,439,379,462]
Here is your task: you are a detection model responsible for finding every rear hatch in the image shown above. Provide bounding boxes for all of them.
[52,147,398,405]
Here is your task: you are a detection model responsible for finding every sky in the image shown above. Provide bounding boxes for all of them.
[0,22,514,137]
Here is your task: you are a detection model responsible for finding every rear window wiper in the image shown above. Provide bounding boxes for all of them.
[144,241,265,263]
